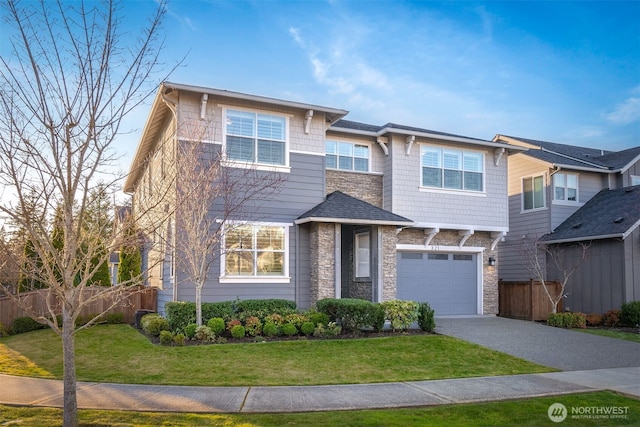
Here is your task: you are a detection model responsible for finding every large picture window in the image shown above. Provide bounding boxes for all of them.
[225,110,287,166]
[421,146,483,191]
[326,141,369,172]
[224,224,287,278]
[523,174,545,210]
[553,173,578,202]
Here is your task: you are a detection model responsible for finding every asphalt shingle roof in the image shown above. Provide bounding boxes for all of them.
[332,120,493,143]
[540,185,640,243]
[503,135,640,171]
[297,191,413,225]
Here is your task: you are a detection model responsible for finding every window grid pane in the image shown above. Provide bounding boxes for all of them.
[421,146,483,191]
[226,225,286,277]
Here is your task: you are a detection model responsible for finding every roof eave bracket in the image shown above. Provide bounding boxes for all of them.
[458,229,474,247]
[377,136,389,156]
[406,135,415,155]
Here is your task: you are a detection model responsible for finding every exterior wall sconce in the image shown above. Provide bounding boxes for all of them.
[488,257,496,266]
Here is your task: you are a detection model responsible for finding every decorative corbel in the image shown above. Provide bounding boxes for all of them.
[458,229,474,247]
[200,93,209,120]
[490,231,506,251]
[304,110,314,134]
[405,135,415,155]
[377,136,389,156]
[494,147,505,166]
[424,227,440,246]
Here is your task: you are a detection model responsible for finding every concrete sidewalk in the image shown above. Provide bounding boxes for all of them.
[1,368,639,413]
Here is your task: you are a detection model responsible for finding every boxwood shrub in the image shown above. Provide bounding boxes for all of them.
[620,301,640,327]
[141,313,170,336]
[417,301,436,332]
[315,298,384,332]
[11,316,45,335]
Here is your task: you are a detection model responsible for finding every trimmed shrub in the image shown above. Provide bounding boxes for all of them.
[230,325,246,339]
[141,314,170,337]
[300,321,315,336]
[11,317,45,335]
[159,330,173,346]
[0,322,9,337]
[281,322,298,336]
[382,300,419,331]
[620,301,640,327]
[165,302,196,331]
[207,317,226,335]
[417,302,436,333]
[315,298,382,332]
[165,301,235,332]
[313,322,341,338]
[244,316,262,337]
[308,311,329,327]
[547,312,586,329]
[264,314,285,327]
[173,333,186,346]
[195,325,214,342]
[585,313,603,327]
[183,323,198,339]
[226,319,242,332]
[284,313,308,329]
[233,299,297,316]
[262,321,279,337]
[603,309,621,327]
[105,312,124,324]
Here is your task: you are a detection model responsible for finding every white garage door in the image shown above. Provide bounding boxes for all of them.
[397,252,478,315]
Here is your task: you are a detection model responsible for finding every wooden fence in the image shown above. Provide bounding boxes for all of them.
[499,280,563,321]
[0,286,157,328]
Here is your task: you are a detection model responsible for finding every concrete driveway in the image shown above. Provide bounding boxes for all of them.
[436,316,640,371]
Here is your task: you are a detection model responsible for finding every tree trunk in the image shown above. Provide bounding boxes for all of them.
[196,285,202,326]
[62,308,78,427]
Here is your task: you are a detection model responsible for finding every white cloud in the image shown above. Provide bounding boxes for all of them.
[604,87,640,125]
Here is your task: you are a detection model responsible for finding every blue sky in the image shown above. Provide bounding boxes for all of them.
[9,0,640,172]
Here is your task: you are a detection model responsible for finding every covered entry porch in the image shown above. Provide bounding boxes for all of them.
[296,191,413,306]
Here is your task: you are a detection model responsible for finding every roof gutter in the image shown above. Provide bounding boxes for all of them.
[295,217,414,226]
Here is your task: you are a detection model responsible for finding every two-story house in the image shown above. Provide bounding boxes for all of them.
[124,82,523,316]
[494,135,640,314]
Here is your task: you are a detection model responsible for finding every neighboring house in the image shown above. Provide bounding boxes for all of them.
[124,82,522,316]
[494,135,640,313]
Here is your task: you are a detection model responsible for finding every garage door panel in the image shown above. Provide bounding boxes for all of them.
[397,251,478,315]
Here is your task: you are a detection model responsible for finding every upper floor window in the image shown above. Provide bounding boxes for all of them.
[223,223,287,278]
[326,141,369,172]
[553,173,578,202]
[225,110,287,166]
[631,175,640,186]
[523,174,545,211]
[420,146,484,192]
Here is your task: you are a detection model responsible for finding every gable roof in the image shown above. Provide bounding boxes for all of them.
[332,120,524,152]
[124,82,349,193]
[540,185,640,244]
[496,135,640,172]
[296,191,413,226]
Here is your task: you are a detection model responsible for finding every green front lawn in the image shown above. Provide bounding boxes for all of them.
[0,324,552,386]
[2,391,638,426]
[576,328,640,343]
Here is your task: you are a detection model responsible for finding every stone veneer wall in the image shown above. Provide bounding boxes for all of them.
[381,226,399,302]
[326,170,383,207]
[309,222,337,305]
[397,229,499,314]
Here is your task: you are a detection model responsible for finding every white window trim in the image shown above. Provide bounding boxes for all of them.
[521,172,547,213]
[552,172,580,204]
[222,107,290,169]
[354,231,371,279]
[419,144,486,193]
[219,221,291,284]
[325,140,372,173]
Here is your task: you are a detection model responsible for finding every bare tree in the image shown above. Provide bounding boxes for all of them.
[520,235,590,314]
[0,1,171,425]
[174,131,286,326]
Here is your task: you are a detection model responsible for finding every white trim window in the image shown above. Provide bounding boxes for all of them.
[225,109,287,166]
[326,140,369,172]
[421,146,484,192]
[522,174,546,211]
[222,223,289,281]
[630,175,640,186]
[355,231,370,279]
[553,173,578,202]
